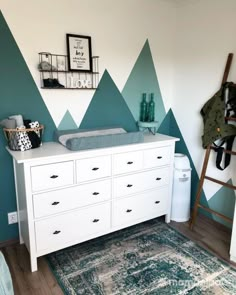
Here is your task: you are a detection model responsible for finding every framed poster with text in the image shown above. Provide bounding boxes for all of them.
[66,34,92,72]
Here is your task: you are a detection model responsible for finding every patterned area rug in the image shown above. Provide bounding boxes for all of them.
[47,219,236,294]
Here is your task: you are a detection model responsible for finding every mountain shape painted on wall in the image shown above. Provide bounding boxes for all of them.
[0,11,56,140]
[122,39,166,128]
[58,110,78,130]
[158,108,212,219]
[208,179,235,228]
[0,11,56,242]
[79,70,138,132]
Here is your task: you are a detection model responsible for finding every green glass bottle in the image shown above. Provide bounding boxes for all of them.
[140,93,147,122]
[148,93,155,122]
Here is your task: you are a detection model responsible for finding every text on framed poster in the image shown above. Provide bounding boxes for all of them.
[66,34,92,72]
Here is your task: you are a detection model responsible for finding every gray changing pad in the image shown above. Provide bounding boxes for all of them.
[54,128,144,151]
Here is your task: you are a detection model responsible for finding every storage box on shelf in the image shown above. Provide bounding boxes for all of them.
[38,52,99,90]
[6,133,178,271]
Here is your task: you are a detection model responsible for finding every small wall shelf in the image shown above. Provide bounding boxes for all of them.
[38,52,99,90]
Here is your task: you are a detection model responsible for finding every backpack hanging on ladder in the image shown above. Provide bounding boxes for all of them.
[200,82,236,170]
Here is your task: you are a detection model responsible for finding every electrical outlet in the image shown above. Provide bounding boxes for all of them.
[8,212,18,224]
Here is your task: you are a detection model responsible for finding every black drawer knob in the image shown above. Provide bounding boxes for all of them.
[53,230,61,235]
[127,184,133,188]
[157,156,162,159]
[126,209,132,213]
[92,167,99,171]
[52,201,60,206]
[127,161,133,165]
[155,201,160,204]
[50,175,58,179]
[92,192,100,195]
[93,219,100,223]
[156,177,161,181]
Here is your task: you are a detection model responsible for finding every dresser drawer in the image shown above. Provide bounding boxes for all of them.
[35,202,111,252]
[113,151,143,175]
[33,179,111,218]
[113,167,170,198]
[143,146,171,168]
[31,161,74,192]
[113,187,168,227]
[76,156,111,182]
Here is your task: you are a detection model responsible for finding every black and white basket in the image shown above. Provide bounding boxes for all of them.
[3,125,44,151]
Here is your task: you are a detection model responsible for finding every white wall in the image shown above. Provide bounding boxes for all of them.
[173,0,236,200]
[1,0,176,127]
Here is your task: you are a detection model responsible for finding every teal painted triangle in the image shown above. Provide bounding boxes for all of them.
[158,109,212,219]
[0,11,56,242]
[208,179,235,228]
[122,39,166,128]
[58,110,77,130]
[156,109,171,135]
[79,70,138,132]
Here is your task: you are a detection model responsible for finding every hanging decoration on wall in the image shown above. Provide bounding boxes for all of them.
[66,34,93,72]
[38,35,99,90]
[38,52,99,89]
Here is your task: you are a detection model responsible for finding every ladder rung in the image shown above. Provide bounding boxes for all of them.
[225,116,236,122]
[205,176,236,189]
[198,204,233,223]
[210,146,236,155]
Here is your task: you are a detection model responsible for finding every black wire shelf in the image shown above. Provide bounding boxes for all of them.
[38,52,99,90]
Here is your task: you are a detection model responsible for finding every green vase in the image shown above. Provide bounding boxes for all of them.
[140,93,147,122]
[148,93,155,122]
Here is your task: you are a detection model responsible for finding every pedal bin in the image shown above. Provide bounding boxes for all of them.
[171,153,191,222]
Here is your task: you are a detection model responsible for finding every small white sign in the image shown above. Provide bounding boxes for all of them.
[70,77,92,88]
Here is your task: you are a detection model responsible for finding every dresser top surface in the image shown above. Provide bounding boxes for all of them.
[7,133,179,164]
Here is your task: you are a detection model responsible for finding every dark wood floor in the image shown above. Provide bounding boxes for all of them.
[1,214,235,295]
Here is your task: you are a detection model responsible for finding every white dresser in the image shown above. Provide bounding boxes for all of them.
[7,133,178,272]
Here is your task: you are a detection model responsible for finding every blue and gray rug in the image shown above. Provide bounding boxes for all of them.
[47,219,236,294]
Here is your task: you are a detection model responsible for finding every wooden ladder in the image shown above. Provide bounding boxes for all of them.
[189,53,236,230]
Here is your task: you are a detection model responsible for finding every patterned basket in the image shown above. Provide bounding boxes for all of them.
[3,125,44,151]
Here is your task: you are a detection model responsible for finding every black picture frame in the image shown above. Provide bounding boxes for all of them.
[66,34,93,72]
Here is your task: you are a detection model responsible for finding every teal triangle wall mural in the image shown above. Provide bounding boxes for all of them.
[0,11,56,242]
[58,110,77,130]
[122,39,166,128]
[158,108,212,219]
[79,70,138,132]
[208,179,235,228]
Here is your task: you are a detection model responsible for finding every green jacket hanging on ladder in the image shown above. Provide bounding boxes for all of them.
[201,83,236,148]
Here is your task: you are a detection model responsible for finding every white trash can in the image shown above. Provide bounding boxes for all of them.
[171,153,191,222]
